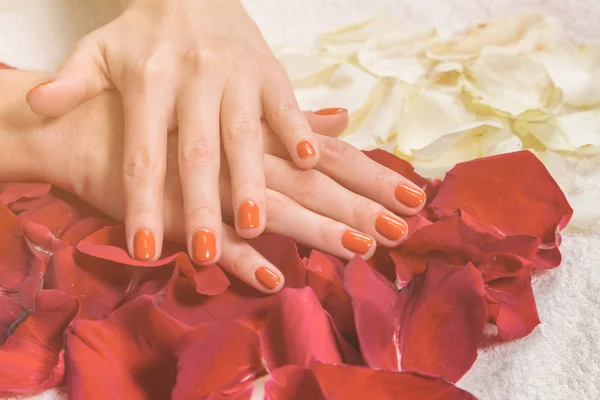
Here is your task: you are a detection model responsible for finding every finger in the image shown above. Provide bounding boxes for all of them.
[221,80,266,239]
[262,64,320,169]
[122,82,172,261]
[26,35,111,117]
[265,155,408,247]
[262,109,349,155]
[265,189,376,260]
[217,223,284,294]
[316,135,427,216]
[177,78,223,265]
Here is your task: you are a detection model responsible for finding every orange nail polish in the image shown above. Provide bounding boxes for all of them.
[297,141,316,159]
[192,229,216,262]
[134,229,155,261]
[27,80,53,98]
[314,107,347,116]
[238,201,260,229]
[255,266,281,290]
[341,230,374,254]
[375,214,408,241]
[395,184,426,208]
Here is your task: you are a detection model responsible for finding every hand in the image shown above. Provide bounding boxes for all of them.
[25,0,319,265]
[2,70,426,293]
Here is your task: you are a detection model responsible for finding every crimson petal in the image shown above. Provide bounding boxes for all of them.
[65,295,188,400]
[430,151,573,269]
[264,366,326,400]
[0,290,78,395]
[396,261,487,382]
[0,182,51,205]
[343,257,399,370]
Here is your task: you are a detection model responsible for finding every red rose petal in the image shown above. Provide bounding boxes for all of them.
[391,213,540,286]
[264,366,326,400]
[311,362,476,399]
[172,321,264,399]
[0,183,51,205]
[0,290,78,395]
[260,287,343,369]
[486,273,540,340]
[343,257,399,370]
[430,151,573,269]
[65,295,188,400]
[396,261,487,382]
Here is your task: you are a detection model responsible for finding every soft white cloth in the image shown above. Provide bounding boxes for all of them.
[0,1,599,399]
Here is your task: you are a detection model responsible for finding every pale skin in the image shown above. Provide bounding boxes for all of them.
[1,69,425,293]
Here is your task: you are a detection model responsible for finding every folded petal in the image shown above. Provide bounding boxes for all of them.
[486,273,540,340]
[396,261,487,382]
[343,257,399,370]
[260,287,343,369]
[0,183,51,206]
[312,362,476,399]
[172,321,264,399]
[65,295,188,400]
[430,151,573,268]
[0,290,78,395]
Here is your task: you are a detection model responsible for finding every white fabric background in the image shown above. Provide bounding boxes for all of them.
[0,1,599,399]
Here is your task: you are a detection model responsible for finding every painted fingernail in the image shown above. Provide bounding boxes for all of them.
[314,107,347,116]
[192,229,216,262]
[395,184,426,208]
[255,266,281,290]
[27,80,53,97]
[375,214,408,241]
[341,230,374,254]
[134,229,155,261]
[239,201,260,229]
[297,141,316,159]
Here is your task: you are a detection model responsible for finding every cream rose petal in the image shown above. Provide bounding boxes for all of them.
[277,48,339,81]
[426,13,564,61]
[460,48,563,119]
[534,44,600,108]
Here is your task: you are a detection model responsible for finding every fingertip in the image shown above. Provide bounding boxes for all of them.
[191,228,221,265]
[25,78,84,117]
[254,265,284,293]
[236,200,265,239]
[132,228,158,261]
[294,140,320,169]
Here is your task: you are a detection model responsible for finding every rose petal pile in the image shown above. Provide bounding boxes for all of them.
[276,13,600,230]
[0,149,572,399]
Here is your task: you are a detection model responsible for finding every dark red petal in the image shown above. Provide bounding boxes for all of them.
[65,295,188,400]
[0,183,51,205]
[479,254,532,282]
[172,321,263,399]
[248,234,309,288]
[264,366,326,400]
[260,287,342,369]
[343,257,399,370]
[486,273,540,340]
[430,151,573,268]
[396,261,487,382]
[391,213,540,286]
[312,362,476,400]
[0,290,78,395]
[363,150,428,188]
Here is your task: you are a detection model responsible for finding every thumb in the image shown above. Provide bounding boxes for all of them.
[26,37,111,117]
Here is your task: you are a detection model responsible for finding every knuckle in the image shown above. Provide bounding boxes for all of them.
[130,54,169,84]
[123,150,162,181]
[320,136,354,163]
[350,198,379,225]
[317,218,338,245]
[184,204,220,225]
[273,99,300,121]
[293,169,327,194]
[179,138,215,166]
[227,114,260,142]
[265,191,292,224]
[182,46,216,74]
[228,249,249,277]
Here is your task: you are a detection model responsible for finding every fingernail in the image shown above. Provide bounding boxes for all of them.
[314,107,347,116]
[255,266,281,290]
[192,229,216,262]
[297,141,316,159]
[134,229,155,261]
[395,184,426,208]
[27,80,53,97]
[239,201,260,229]
[341,230,374,254]
[375,214,408,241]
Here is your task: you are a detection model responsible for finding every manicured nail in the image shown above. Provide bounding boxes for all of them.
[255,266,281,290]
[134,229,155,261]
[192,229,216,262]
[341,230,374,254]
[297,141,316,159]
[395,184,426,208]
[314,107,347,116]
[375,214,408,241]
[238,201,260,229]
[27,80,53,97]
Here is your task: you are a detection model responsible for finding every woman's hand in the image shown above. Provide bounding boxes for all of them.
[25,0,319,264]
[2,70,426,293]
